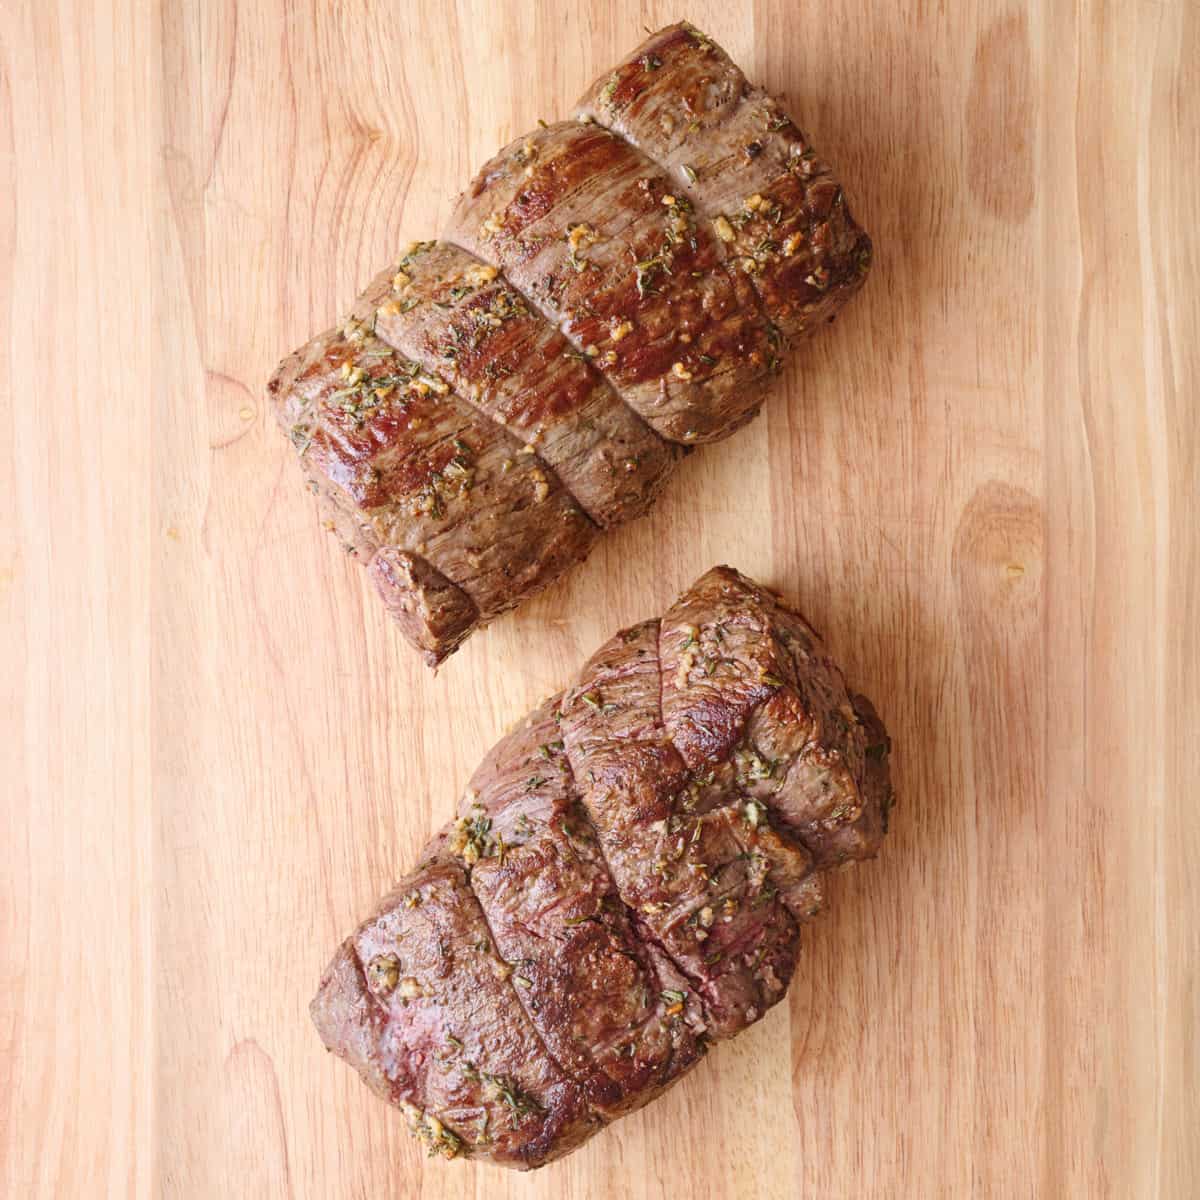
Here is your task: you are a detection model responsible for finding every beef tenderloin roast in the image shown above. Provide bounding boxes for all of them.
[269,24,872,664]
[312,567,893,1168]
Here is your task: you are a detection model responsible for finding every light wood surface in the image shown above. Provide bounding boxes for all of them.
[3,2,1197,1196]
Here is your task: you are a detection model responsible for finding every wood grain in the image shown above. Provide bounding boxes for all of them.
[2,1,1197,1196]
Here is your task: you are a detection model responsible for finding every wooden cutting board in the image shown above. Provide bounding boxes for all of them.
[3,1,1197,1196]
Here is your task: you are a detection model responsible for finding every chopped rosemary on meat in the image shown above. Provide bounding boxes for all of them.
[739,748,780,782]
[563,910,599,926]
[635,255,668,298]
[481,1073,542,1123]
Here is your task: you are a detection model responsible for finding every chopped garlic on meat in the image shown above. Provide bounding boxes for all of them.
[567,223,599,250]
[464,263,499,287]
[675,647,696,689]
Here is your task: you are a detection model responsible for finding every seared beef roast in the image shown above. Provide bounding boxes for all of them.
[269,24,872,664]
[312,567,894,1168]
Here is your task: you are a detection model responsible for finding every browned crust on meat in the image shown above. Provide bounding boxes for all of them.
[575,22,871,343]
[446,120,774,445]
[266,317,600,656]
[312,566,894,1166]
[269,22,871,665]
[360,242,679,527]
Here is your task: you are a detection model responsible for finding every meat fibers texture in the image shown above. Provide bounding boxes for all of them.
[311,566,894,1168]
[268,23,872,665]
